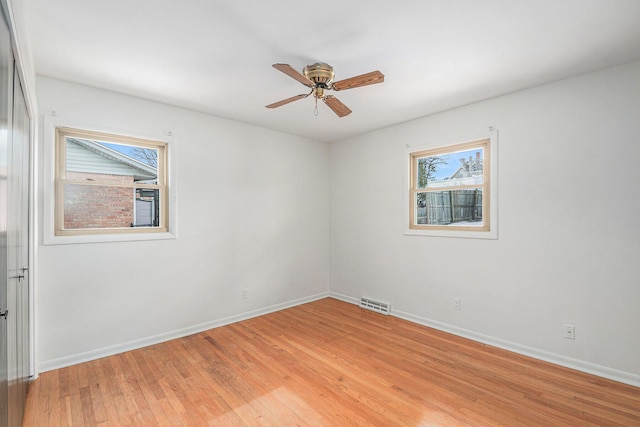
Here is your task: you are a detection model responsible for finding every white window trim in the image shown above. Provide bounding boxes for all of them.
[43,115,178,245]
[403,130,498,239]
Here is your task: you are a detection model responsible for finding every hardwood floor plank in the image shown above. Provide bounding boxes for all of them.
[92,359,123,425]
[24,298,640,426]
[67,365,85,426]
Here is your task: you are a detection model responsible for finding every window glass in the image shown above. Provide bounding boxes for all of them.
[55,127,168,236]
[409,139,489,232]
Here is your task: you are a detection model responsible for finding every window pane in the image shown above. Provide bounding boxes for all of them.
[416,147,484,189]
[55,127,169,237]
[134,188,160,227]
[65,137,158,183]
[416,189,483,226]
[63,184,160,229]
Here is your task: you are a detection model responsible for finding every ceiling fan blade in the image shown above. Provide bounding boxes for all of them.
[272,63,314,87]
[332,70,384,91]
[265,93,310,109]
[324,95,352,117]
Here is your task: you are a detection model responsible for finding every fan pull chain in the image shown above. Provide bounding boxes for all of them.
[314,96,319,116]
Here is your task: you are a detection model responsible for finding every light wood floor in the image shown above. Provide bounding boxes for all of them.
[24,298,640,426]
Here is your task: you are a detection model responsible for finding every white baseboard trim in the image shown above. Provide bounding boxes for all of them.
[329,292,640,387]
[38,291,330,373]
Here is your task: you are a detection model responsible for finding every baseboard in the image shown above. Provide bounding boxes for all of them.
[38,291,330,373]
[329,292,640,387]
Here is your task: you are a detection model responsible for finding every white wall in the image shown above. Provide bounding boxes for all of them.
[330,61,640,385]
[36,77,331,370]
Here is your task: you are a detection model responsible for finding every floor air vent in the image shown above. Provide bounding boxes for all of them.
[359,297,390,315]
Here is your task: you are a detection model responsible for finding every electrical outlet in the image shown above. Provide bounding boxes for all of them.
[242,288,248,299]
[564,324,575,340]
[453,297,462,310]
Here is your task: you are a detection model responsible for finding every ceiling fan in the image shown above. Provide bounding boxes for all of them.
[266,62,384,117]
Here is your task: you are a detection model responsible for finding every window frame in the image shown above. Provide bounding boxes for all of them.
[404,132,498,239]
[43,116,177,245]
[54,127,168,236]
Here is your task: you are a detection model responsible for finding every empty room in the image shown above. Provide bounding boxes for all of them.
[1,0,639,425]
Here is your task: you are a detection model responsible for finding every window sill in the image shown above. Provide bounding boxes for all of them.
[43,231,176,246]
[404,227,497,240]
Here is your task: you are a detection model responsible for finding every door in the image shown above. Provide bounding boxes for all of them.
[0,6,13,425]
[7,63,30,427]
[0,4,31,425]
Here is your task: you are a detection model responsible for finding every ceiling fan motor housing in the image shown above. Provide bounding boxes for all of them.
[303,63,335,97]
[302,62,335,89]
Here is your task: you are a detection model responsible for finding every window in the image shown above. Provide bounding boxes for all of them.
[408,138,494,235]
[54,127,168,236]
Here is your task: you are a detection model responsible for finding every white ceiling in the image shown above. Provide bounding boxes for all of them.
[24,0,640,142]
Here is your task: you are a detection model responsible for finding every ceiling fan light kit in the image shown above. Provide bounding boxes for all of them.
[266,62,384,117]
